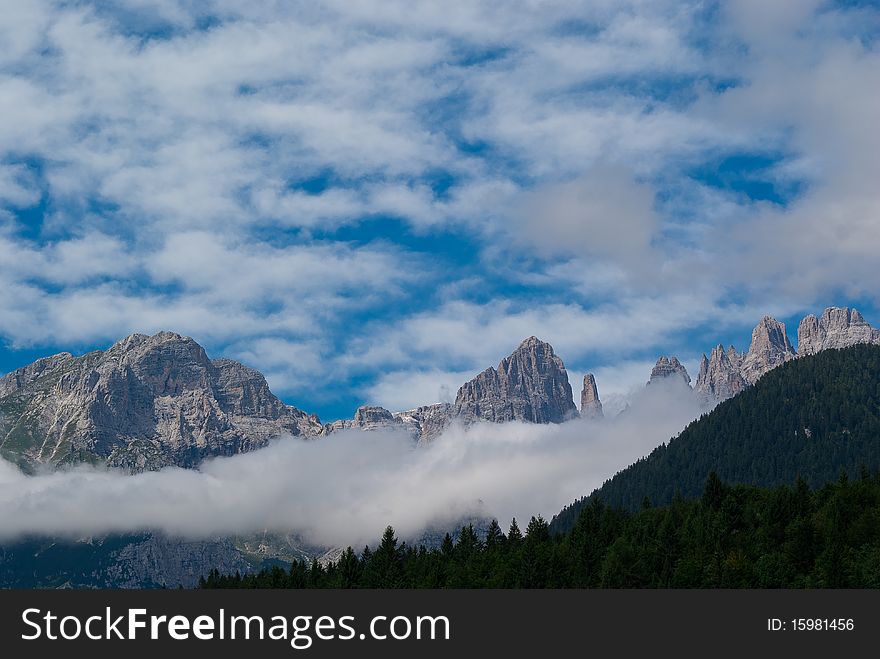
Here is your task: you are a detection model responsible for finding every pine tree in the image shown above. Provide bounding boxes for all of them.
[507,518,523,545]
[485,519,505,549]
[335,547,362,588]
[364,526,405,588]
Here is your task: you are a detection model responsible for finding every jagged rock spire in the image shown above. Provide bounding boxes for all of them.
[695,344,747,404]
[740,316,796,385]
[580,373,603,419]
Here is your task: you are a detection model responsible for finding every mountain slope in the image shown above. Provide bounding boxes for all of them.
[551,344,880,532]
[0,331,322,472]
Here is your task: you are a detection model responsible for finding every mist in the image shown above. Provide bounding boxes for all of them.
[0,381,703,549]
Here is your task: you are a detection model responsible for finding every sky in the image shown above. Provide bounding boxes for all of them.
[0,0,878,422]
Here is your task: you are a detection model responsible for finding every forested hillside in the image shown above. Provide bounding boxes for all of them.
[552,345,880,532]
[202,472,880,588]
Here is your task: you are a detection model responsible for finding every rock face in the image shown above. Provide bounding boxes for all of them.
[647,356,691,387]
[580,373,603,419]
[0,331,322,472]
[740,316,797,385]
[324,405,401,433]
[451,337,577,424]
[798,307,880,355]
[695,345,747,404]
[695,316,794,404]
[323,403,452,440]
[393,403,452,440]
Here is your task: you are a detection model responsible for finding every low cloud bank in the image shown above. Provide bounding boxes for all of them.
[0,381,703,548]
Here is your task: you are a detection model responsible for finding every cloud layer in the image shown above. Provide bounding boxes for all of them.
[0,380,702,548]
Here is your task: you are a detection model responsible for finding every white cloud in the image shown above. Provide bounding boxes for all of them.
[0,378,702,548]
[513,165,660,272]
[365,368,476,411]
[0,0,875,415]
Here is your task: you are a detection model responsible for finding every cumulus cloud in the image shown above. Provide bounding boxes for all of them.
[513,165,660,272]
[364,368,475,411]
[0,0,876,419]
[0,380,702,548]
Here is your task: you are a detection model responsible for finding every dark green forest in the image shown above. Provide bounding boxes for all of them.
[202,471,880,589]
[552,344,880,532]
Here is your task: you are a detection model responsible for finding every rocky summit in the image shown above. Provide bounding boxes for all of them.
[0,331,322,472]
[695,306,880,405]
[647,356,691,387]
[798,307,880,356]
[694,345,747,404]
[739,316,797,385]
[451,336,578,424]
[580,373,603,419]
[326,337,578,437]
[694,316,796,403]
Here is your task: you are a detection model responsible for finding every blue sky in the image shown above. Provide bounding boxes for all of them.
[0,0,878,421]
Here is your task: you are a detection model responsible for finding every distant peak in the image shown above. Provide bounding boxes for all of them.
[110,331,199,352]
[517,335,548,349]
[648,356,691,387]
[798,306,880,356]
[148,330,198,344]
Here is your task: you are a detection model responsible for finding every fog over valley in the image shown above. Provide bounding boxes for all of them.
[0,379,701,549]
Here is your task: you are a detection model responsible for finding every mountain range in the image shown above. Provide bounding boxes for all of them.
[1,306,879,474]
[1,304,879,587]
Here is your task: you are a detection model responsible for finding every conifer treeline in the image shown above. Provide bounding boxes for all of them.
[201,470,880,589]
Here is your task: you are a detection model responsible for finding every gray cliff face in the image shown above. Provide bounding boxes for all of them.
[695,316,794,404]
[0,352,75,398]
[580,373,603,419]
[695,344,747,404]
[393,403,452,440]
[647,356,691,387]
[0,331,321,472]
[797,307,880,355]
[324,405,407,434]
[740,316,796,385]
[452,337,578,424]
[323,403,451,440]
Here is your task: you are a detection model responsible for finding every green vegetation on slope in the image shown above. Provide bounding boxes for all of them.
[552,344,880,533]
[201,471,880,588]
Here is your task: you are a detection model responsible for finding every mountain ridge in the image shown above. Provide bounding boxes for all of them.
[1,305,878,472]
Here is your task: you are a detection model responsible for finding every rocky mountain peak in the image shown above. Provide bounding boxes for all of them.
[353,405,396,426]
[0,331,321,472]
[580,373,603,419]
[103,331,215,398]
[695,343,747,404]
[517,336,543,350]
[740,316,796,384]
[647,356,691,387]
[797,306,880,356]
[452,337,577,424]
